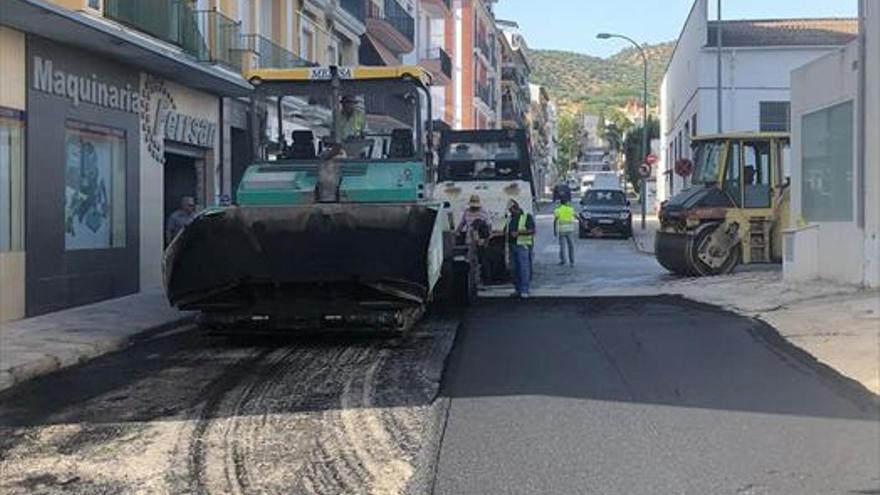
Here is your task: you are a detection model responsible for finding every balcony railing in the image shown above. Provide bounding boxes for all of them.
[105,0,208,60]
[239,34,313,69]
[340,0,365,22]
[194,9,242,70]
[424,47,452,79]
[367,0,415,45]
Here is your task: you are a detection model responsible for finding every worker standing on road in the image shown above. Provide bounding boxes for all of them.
[507,199,535,298]
[554,198,576,267]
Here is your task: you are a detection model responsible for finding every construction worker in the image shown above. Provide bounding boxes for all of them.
[336,94,365,141]
[554,198,576,266]
[507,199,535,298]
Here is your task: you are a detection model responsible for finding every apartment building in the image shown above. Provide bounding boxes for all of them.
[451,0,500,129]
[412,0,455,125]
[659,0,857,202]
[497,20,530,130]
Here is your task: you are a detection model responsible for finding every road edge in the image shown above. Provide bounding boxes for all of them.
[0,315,196,395]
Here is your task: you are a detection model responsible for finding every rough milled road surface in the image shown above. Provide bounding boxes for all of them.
[2,207,878,494]
[0,318,458,495]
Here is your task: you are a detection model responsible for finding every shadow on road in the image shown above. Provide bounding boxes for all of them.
[439,296,879,422]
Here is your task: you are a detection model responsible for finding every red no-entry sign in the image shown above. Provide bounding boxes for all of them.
[645,153,658,166]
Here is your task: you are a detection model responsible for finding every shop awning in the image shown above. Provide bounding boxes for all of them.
[361,34,401,67]
[0,0,252,97]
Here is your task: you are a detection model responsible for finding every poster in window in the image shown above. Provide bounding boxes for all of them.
[64,122,125,250]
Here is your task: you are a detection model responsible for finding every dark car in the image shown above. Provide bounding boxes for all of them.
[552,183,572,203]
[578,189,633,239]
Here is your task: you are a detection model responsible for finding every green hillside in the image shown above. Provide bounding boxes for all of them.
[529,42,675,117]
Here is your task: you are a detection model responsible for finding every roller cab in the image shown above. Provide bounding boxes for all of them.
[655,133,791,277]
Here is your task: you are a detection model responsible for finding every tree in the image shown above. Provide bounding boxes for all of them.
[556,113,581,177]
[623,117,660,190]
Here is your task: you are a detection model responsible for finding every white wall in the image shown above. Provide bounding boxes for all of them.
[139,77,220,291]
[659,0,854,201]
[864,0,880,287]
[788,42,864,286]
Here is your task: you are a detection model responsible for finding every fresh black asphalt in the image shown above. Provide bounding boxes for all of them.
[432,296,880,495]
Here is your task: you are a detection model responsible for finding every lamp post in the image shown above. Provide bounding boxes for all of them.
[597,32,649,230]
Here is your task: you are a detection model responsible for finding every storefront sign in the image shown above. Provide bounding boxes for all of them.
[141,76,217,163]
[32,56,141,114]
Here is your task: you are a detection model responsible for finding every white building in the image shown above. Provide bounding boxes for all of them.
[659,0,857,202]
[785,0,879,288]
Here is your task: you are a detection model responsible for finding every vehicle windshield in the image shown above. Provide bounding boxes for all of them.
[256,76,428,161]
[581,190,626,206]
[439,141,525,181]
[691,141,723,185]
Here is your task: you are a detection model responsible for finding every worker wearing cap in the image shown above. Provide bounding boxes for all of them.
[507,199,535,298]
[336,94,365,142]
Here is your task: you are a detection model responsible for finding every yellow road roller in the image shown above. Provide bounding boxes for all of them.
[655,133,790,276]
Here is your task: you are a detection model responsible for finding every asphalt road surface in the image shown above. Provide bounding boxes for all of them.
[1,207,877,494]
[432,297,880,495]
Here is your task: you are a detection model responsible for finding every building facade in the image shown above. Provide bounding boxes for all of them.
[497,20,530,131]
[785,0,879,289]
[0,0,255,320]
[451,0,500,130]
[659,0,857,202]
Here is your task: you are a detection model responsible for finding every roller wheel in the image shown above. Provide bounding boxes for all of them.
[690,222,741,276]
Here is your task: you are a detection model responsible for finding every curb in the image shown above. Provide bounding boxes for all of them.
[0,315,195,395]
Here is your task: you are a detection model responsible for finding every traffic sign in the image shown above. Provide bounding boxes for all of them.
[639,163,652,178]
[645,153,659,166]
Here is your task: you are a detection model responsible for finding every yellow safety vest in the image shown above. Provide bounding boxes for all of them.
[516,213,533,247]
[555,205,575,233]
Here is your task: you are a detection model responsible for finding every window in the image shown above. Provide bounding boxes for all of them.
[0,111,24,252]
[742,141,772,208]
[64,120,126,250]
[723,142,741,206]
[300,17,315,62]
[801,101,854,222]
[760,101,790,132]
[691,113,697,136]
[87,0,101,9]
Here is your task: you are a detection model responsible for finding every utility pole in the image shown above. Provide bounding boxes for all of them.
[717,0,723,133]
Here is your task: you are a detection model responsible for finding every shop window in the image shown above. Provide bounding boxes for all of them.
[64,120,126,250]
[801,101,854,222]
[0,112,25,252]
[760,101,790,132]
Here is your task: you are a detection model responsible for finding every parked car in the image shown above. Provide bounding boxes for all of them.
[578,189,633,239]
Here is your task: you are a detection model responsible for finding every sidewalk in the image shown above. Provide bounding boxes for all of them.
[0,289,193,393]
[630,219,879,395]
[631,214,658,254]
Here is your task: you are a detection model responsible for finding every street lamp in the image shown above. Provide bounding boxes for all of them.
[597,32,649,230]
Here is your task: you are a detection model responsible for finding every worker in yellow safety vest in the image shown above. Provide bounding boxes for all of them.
[554,198,576,267]
[507,199,535,298]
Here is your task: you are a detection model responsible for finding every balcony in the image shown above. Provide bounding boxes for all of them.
[422,0,451,16]
[105,0,208,59]
[419,47,452,84]
[194,9,242,70]
[238,34,313,70]
[366,0,415,54]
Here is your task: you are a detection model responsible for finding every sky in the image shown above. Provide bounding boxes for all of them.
[494,0,858,58]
